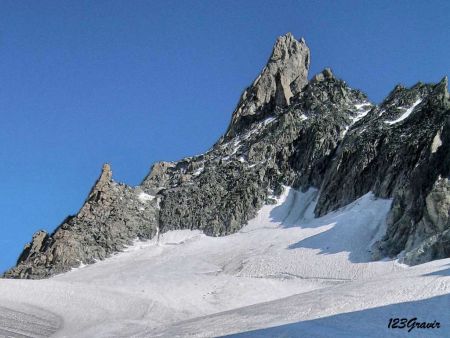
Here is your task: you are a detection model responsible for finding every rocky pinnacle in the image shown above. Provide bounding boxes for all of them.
[225,33,310,138]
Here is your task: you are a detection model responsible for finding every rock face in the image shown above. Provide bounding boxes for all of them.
[314,77,450,265]
[225,32,310,138]
[4,164,159,278]
[4,33,449,279]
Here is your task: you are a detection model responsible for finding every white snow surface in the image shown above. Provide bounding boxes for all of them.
[299,113,308,121]
[385,98,423,125]
[192,166,205,176]
[138,192,155,203]
[1,187,449,337]
[351,102,372,123]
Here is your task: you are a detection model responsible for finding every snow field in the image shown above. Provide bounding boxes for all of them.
[0,186,448,337]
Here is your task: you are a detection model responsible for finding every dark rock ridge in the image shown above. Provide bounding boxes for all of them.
[4,33,449,279]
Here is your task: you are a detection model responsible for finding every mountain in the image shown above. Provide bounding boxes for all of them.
[4,33,449,279]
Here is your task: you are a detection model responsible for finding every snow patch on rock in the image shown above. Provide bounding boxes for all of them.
[138,192,155,203]
[384,98,422,125]
[431,129,443,153]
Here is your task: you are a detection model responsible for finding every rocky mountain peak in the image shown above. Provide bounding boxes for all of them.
[270,32,306,62]
[15,230,50,268]
[83,163,113,206]
[436,76,449,100]
[311,68,334,83]
[225,33,310,138]
[98,163,112,185]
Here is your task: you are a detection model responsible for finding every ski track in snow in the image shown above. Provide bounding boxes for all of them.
[1,187,449,337]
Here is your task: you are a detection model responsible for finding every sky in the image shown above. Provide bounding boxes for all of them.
[0,0,449,273]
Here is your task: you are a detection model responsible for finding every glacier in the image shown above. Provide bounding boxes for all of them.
[1,187,449,337]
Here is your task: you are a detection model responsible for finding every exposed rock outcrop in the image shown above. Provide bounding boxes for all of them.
[224,32,310,138]
[4,164,159,279]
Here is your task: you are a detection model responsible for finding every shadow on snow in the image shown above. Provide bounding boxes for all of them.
[269,187,392,263]
[223,294,450,338]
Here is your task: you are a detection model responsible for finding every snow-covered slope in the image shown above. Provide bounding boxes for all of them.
[1,187,449,337]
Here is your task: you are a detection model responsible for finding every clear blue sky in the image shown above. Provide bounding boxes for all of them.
[1,0,449,273]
